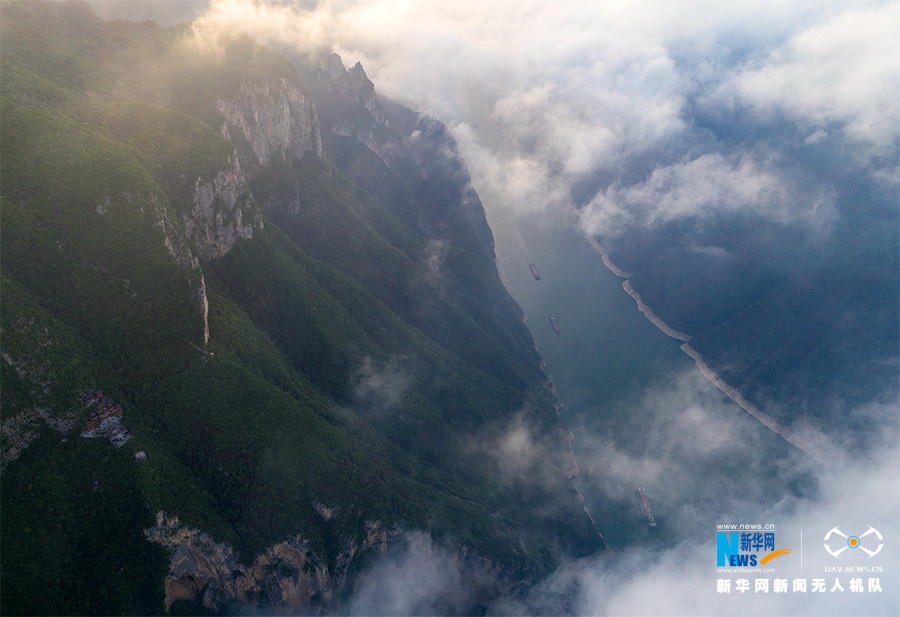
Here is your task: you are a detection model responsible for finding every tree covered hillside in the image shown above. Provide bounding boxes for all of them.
[0,2,604,614]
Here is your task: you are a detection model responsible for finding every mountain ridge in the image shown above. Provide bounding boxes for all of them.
[0,2,606,613]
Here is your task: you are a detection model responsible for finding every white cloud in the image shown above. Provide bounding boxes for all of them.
[579,152,837,237]
[569,370,792,521]
[529,371,899,615]
[353,356,411,412]
[340,383,899,616]
[733,3,900,149]
[345,357,900,614]
[556,445,900,617]
[189,0,896,231]
[345,531,472,616]
[689,243,731,258]
[461,409,576,495]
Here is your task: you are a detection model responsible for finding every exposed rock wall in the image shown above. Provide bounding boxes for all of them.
[0,401,79,472]
[303,53,496,261]
[217,78,322,174]
[184,155,260,262]
[0,322,82,471]
[158,76,321,336]
[148,192,211,343]
[145,512,398,612]
[318,54,387,127]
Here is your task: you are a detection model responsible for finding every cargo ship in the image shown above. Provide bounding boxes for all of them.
[637,486,657,526]
[529,262,541,280]
[549,317,562,335]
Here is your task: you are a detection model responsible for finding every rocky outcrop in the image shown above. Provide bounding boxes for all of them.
[145,512,398,613]
[0,322,81,471]
[308,53,393,158]
[138,192,210,343]
[184,156,261,262]
[300,53,496,261]
[318,54,387,128]
[217,78,322,174]
[0,402,79,471]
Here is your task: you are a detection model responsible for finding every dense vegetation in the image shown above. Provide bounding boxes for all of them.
[0,2,602,613]
[0,432,169,615]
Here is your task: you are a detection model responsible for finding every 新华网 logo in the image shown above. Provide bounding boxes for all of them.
[717,530,792,567]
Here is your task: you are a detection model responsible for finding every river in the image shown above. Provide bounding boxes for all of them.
[488,208,810,552]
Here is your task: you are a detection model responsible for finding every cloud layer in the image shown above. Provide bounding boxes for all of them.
[516,444,899,616]
[190,0,899,243]
[732,3,900,149]
[338,379,899,615]
[580,152,837,237]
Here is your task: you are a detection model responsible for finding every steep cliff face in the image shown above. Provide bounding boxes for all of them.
[287,52,546,399]
[297,53,496,261]
[147,192,210,343]
[184,155,261,261]
[217,78,322,174]
[146,512,398,612]
[318,54,387,129]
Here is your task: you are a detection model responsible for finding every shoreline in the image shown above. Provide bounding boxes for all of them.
[576,217,823,460]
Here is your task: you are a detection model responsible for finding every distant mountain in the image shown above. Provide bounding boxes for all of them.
[0,2,604,614]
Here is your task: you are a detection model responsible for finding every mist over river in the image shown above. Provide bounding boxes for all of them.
[488,208,817,551]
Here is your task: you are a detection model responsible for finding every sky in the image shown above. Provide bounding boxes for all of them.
[156,0,900,613]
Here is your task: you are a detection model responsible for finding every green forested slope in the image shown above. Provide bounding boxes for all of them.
[0,2,603,613]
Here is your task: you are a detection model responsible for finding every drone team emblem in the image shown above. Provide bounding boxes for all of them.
[824,526,883,558]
